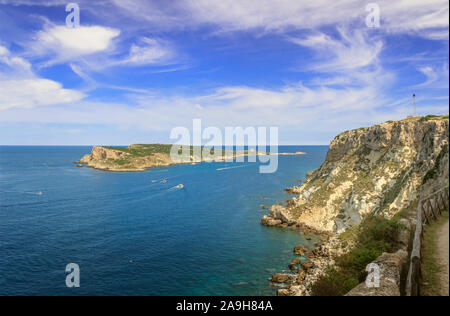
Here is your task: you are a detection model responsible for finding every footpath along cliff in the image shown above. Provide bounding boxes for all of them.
[262,115,449,296]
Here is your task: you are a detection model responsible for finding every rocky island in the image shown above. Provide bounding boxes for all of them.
[77,144,306,172]
[262,115,449,296]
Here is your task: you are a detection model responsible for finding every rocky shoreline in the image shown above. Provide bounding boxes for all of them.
[261,204,349,296]
[272,237,348,296]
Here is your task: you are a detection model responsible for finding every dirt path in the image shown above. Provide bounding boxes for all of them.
[437,220,449,296]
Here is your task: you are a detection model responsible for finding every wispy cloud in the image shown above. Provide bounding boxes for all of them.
[290,28,383,73]
[110,37,178,67]
[107,0,449,39]
[3,0,448,39]
[415,63,449,88]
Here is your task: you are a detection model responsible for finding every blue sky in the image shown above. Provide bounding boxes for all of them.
[0,0,448,145]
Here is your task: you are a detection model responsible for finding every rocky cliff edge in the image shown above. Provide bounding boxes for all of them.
[262,115,449,233]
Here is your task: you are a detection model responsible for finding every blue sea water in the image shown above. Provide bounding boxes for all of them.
[0,146,328,296]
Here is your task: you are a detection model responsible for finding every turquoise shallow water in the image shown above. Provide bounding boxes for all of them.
[0,146,328,296]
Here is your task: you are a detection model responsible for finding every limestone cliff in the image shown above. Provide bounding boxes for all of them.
[262,115,449,233]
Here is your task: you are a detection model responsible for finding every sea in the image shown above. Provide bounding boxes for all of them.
[0,146,328,296]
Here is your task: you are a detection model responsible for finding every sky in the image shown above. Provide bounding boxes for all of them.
[0,0,448,145]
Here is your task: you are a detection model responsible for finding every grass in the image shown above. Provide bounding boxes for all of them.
[421,211,449,296]
[392,200,417,221]
[105,144,176,157]
[99,144,255,168]
[420,114,449,122]
[104,144,251,158]
[311,215,407,296]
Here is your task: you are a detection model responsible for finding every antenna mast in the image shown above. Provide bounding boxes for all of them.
[413,94,416,116]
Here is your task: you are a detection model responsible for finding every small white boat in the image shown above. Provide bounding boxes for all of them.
[176,184,184,189]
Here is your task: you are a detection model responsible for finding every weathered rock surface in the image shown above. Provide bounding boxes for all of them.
[262,116,449,233]
[277,236,349,296]
[290,258,302,265]
[276,289,290,296]
[270,273,290,283]
[345,250,408,296]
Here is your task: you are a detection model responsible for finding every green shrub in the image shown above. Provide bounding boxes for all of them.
[420,114,449,122]
[311,268,359,296]
[311,216,405,296]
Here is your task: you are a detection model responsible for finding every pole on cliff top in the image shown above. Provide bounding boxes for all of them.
[413,94,416,116]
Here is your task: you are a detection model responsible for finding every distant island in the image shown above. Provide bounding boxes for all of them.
[75,144,306,172]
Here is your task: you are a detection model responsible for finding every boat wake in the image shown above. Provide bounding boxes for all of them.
[1,190,43,196]
[216,165,248,171]
[168,184,184,191]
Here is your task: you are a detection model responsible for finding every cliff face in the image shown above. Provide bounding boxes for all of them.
[262,116,449,233]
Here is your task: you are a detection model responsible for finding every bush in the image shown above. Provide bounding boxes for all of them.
[311,268,359,296]
[359,217,403,247]
[311,216,405,296]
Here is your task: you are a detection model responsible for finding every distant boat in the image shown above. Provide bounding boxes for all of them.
[176,184,184,189]
[162,179,167,183]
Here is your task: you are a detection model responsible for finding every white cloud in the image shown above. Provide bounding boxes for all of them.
[0,46,85,110]
[0,73,390,130]
[1,0,448,145]
[1,65,446,144]
[23,23,181,74]
[0,79,85,110]
[29,25,120,65]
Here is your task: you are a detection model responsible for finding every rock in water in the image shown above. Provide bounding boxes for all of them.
[290,258,301,265]
[270,273,290,283]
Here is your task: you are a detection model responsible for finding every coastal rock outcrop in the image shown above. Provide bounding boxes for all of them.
[262,116,449,233]
[265,115,449,296]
